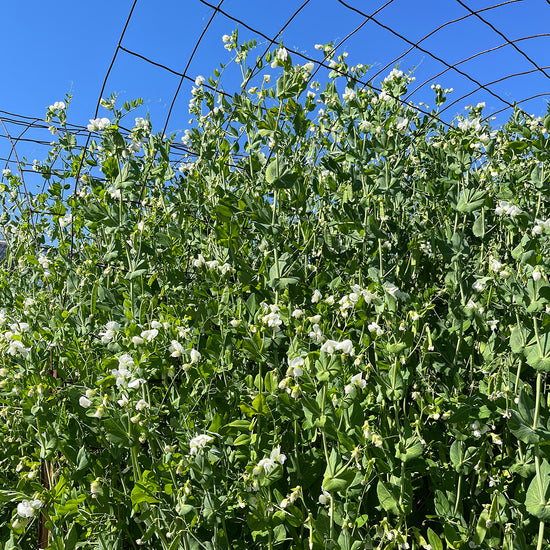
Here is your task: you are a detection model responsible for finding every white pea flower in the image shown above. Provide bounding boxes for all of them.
[48,101,66,111]
[218,262,233,275]
[533,270,542,281]
[287,357,305,378]
[308,324,324,343]
[490,257,503,271]
[277,47,288,62]
[342,88,356,101]
[169,340,184,358]
[181,130,192,145]
[190,433,213,454]
[359,120,372,132]
[132,336,144,346]
[117,395,129,407]
[222,34,231,43]
[79,396,92,408]
[190,349,201,363]
[194,75,205,86]
[255,457,276,475]
[292,308,304,318]
[318,488,331,505]
[3,168,12,177]
[262,312,282,329]
[336,339,354,355]
[87,117,111,132]
[311,289,322,303]
[320,339,339,355]
[112,367,132,387]
[472,280,486,292]
[339,295,354,311]
[118,354,135,369]
[368,322,383,336]
[495,200,522,217]
[16,499,42,518]
[134,117,150,130]
[193,254,206,267]
[99,324,118,344]
[7,340,30,357]
[151,321,162,329]
[385,283,409,301]
[140,329,158,342]
[384,68,404,82]
[309,315,321,324]
[38,254,51,269]
[533,224,544,236]
[270,445,287,465]
[11,322,29,333]
[348,373,366,392]
[135,399,149,411]
[394,116,409,133]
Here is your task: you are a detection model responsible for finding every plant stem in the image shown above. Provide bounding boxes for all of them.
[453,474,462,516]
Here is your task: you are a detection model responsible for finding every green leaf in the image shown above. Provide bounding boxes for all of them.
[510,325,529,354]
[322,467,356,493]
[223,419,252,434]
[395,436,424,463]
[427,528,444,550]
[526,459,550,520]
[376,480,401,515]
[450,440,477,474]
[54,495,86,516]
[526,332,550,371]
[472,215,485,237]
[103,419,130,446]
[131,472,160,507]
[265,161,298,189]
[455,188,487,213]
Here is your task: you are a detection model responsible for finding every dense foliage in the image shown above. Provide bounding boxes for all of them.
[1,34,550,549]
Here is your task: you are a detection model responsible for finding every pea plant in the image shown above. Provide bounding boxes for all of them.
[1,32,550,550]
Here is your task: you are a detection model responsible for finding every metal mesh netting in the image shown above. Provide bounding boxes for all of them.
[1,0,549,185]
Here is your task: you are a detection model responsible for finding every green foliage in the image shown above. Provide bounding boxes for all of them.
[1,35,550,549]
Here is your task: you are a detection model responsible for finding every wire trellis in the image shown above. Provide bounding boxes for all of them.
[1,0,549,199]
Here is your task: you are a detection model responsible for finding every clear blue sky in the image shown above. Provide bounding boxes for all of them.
[1,0,549,168]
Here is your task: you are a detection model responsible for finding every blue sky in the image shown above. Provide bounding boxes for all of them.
[1,0,549,169]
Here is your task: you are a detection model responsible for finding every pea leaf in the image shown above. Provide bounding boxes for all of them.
[526,459,550,520]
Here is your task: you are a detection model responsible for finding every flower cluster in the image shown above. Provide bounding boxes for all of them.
[344,373,367,395]
[320,338,354,356]
[253,446,286,475]
[495,201,522,217]
[111,354,145,389]
[99,321,120,344]
[532,217,550,236]
[189,433,214,455]
[87,117,111,132]
[193,254,234,275]
[261,303,283,330]
[48,101,66,111]
[16,498,42,518]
